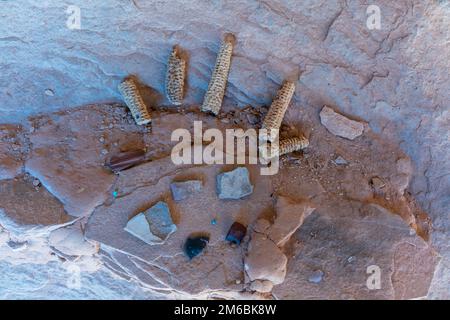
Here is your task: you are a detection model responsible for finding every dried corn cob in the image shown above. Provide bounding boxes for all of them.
[165,46,186,105]
[201,35,235,115]
[278,135,309,156]
[118,78,152,125]
[261,81,295,141]
[259,135,309,160]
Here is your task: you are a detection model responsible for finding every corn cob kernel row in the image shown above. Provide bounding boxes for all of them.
[165,47,186,105]
[261,81,295,141]
[118,78,152,125]
[278,135,309,156]
[201,37,234,115]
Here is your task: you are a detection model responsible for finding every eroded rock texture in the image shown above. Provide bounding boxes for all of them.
[0,103,444,299]
[0,125,27,180]
[0,0,448,299]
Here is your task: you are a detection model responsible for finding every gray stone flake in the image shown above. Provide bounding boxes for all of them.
[124,201,176,245]
[170,180,202,201]
[216,167,253,200]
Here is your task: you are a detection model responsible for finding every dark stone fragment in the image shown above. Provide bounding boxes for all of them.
[226,222,247,245]
[105,149,146,173]
[184,235,209,259]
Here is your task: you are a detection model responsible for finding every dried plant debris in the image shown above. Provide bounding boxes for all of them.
[226,222,247,245]
[118,77,152,125]
[261,81,295,141]
[201,34,235,116]
[165,46,186,105]
[184,235,209,259]
[105,149,146,173]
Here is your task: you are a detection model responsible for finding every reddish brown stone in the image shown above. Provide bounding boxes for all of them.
[226,222,247,245]
[106,150,146,173]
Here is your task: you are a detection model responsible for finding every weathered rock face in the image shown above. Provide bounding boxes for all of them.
[272,202,439,300]
[85,156,273,296]
[48,222,98,257]
[24,105,149,217]
[170,180,203,202]
[0,0,448,299]
[245,231,288,285]
[0,125,27,180]
[0,175,74,236]
[0,103,445,299]
[268,197,315,247]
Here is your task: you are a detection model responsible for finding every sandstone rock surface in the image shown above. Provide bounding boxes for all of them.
[0,0,448,298]
[48,222,98,257]
[272,202,439,299]
[0,176,74,235]
[268,197,315,247]
[245,231,288,285]
[170,180,203,202]
[0,125,27,180]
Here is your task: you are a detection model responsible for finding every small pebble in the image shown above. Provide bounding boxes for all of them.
[99,137,105,143]
[76,187,85,194]
[334,156,348,165]
[101,149,108,155]
[370,177,386,189]
[44,89,55,96]
[32,179,40,187]
[308,270,324,284]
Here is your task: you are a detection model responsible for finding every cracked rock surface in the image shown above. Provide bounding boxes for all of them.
[0,103,442,299]
[0,0,448,299]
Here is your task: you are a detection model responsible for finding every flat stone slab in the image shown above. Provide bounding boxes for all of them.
[170,180,202,201]
[124,201,176,245]
[320,106,365,140]
[216,167,253,200]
